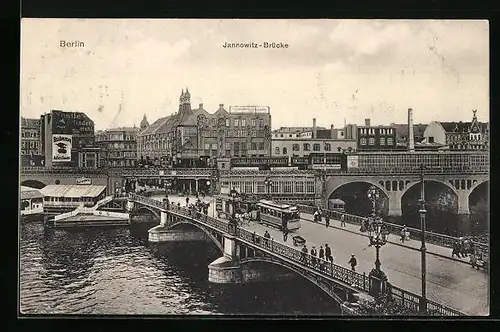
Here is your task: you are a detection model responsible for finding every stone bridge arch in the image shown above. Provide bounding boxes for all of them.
[239,256,347,305]
[136,206,161,220]
[469,179,489,197]
[168,220,224,253]
[400,179,458,199]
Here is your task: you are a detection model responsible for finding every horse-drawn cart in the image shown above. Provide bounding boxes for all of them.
[293,235,306,247]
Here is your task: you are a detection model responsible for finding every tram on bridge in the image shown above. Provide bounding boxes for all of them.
[256,200,301,232]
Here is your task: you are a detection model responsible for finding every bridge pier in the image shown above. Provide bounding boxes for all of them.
[126,200,134,212]
[387,191,403,217]
[160,210,167,225]
[208,235,243,283]
[148,226,210,243]
[457,190,470,215]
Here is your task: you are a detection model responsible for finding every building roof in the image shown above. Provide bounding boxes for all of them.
[20,186,44,200]
[40,185,106,198]
[316,129,333,139]
[392,123,428,142]
[273,127,326,134]
[105,127,139,132]
[21,117,40,129]
[438,121,488,133]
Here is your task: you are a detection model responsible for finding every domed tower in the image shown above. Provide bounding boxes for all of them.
[140,114,149,130]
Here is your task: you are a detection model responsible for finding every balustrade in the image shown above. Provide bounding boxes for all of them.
[129,193,466,316]
[296,204,489,255]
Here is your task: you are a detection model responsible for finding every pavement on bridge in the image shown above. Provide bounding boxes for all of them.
[156,194,489,316]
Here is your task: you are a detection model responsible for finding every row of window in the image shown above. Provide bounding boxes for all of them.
[21,131,39,138]
[107,151,137,158]
[221,180,316,194]
[21,141,39,150]
[104,142,137,150]
[356,153,489,168]
[359,128,394,135]
[275,142,345,154]
[359,137,394,146]
[217,118,264,128]
[96,134,136,141]
[449,144,488,150]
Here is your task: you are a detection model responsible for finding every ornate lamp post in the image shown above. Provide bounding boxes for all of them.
[264,177,273,200]
[367,186,388,297]
[230,188,238,220]
[418,163,428,315]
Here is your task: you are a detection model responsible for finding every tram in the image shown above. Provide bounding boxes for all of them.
[256,199,301,231]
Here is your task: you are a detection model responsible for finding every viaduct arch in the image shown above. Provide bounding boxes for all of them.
[21,180,46,189]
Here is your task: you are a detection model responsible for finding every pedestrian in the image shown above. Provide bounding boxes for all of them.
[319,246,325,260]
[301,245,308,263]
[325,214,330,228]
[470,252,478,269]
[252,231,256,243]
[325,244,333,262]
[283,227,289,242]
[348,254,357,271]
[340,213,346,227]
[452,241,460,258]
[400,228,406,243]
[186,197,189,206]
[311,246,317,267]
[264,230,271,246]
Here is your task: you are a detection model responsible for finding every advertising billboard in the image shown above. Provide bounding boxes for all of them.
[52,134,72,162]
[347,155,359,169]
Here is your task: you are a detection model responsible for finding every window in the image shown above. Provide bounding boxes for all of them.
[275,147,280,154]
[428,137,434,143]
[303,143,310,151]
[241,119,246,127]
[225,143,231,150]
[226,119,230,127]
[368,137,375,145]
[306,181,315,193]
[360,138,367,145]
[234,142,240,150]
[251,142,257,150]
[387,137,394,145]
[292,144,300,151]
[380,137,386,145]
[204,143,210,150]
[313,143,321,151]
[282,147,288,155]
[252,119,256,127]
[241,142,247,150]
[324,143,331,151]
[258,142,264,150]
[211,143,217,150]
[234,119,240,127]
[283,181,292,193]
[295,182,304,193]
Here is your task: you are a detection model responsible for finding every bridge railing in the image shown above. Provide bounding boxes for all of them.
[129,194,466,316]
[322,167,489,175]
[296,204,489,259]
[21,166,109,174]
[123,168,216,177]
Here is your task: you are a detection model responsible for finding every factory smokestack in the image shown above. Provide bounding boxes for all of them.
[408,108,415,152]
[313,118,317,139]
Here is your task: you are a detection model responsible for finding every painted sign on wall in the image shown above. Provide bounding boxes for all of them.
[52,134,72,162]
[347,155,359,169]
[76,177,92,185]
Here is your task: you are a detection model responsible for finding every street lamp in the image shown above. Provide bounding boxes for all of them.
[264,177,273,200]
[367,185,380,217]
[230,187,238,220]
[366,185,388,296]
[418,163,428,315]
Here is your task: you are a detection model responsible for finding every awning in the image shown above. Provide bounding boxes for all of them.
[20,186,44,200]
[40,185,106,198]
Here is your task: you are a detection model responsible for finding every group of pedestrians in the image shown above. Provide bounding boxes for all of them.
[313,208,346,228]
[300,243,335,270]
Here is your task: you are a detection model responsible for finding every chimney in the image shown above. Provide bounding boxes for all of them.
[331,124,335,139]
[365,118,371,127]
[313,118,317,139]
[408,108,415,152]
[199,103,203,109]
[219,104,224,110]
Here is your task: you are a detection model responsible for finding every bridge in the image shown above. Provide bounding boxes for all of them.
[126,193,485,316]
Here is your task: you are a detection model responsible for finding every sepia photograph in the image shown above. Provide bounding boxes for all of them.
[19,19,489,316]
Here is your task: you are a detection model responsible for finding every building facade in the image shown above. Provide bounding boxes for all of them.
[137,88,272,167]
[95,127,139,168]
[40,110,101,168]
[20,117,43,166]
[357,118,397,151]
[423,110,489,150]
[271,118,356,159]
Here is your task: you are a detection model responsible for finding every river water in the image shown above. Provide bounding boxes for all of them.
[19,219,340,315]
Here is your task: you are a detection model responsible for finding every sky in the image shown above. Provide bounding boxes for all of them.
[20,19,489,131]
